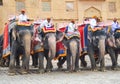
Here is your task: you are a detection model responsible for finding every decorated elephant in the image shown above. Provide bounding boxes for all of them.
[31,23,44,73]
[87,27,106,71]
[106,28,120,69]
[80,25,118,71]
[8,22,33,75]
[78,24,96,70]
[39,27,56,72]
[56,29,80,72]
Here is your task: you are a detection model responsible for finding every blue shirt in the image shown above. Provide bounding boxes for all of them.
[112,22,120,32]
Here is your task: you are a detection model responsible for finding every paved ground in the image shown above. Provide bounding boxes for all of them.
[0,55,120,84]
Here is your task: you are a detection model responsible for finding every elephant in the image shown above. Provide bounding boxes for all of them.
[8,22,33,75]
[56,30,80,72]
[39,28,56,72]
[87,29,106,71]
[31,24,44,73]
[80,26,118,71]
[79,38,96,70]
[106,29,120,69]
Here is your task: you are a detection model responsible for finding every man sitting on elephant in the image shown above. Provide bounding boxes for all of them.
[38,18,54,36]
[65,20,77,33]
[111,18,120,33]
[18,9,29,22]
[39,18,54,29]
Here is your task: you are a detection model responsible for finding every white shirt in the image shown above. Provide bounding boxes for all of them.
[40,20,53,29]
[90,18,97,28]
[18,14,28,22]
[67,23,76,32]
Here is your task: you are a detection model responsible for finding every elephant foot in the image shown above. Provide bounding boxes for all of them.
[100,68,106,72]
[38,69,45,74]
[34,65,38,68]
[65,70,72,73]
[6,62,9,67]
[80,61,87,68]
[45,68,52,72]
[91,68,98,72]
[73,69,79,72]
[8,70,16,76]
[57,63,63,69]
[16,65,20,69]
[20,69,28,74]
[111,66,118,71]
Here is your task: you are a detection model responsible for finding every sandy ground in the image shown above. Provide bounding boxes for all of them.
[0,54,120,84]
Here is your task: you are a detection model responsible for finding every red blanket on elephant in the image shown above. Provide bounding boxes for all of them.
[31,24,44,54]
[78,24,89,54]
[54,41,66,60]
[54,27,66,60]
[3,23,11,58]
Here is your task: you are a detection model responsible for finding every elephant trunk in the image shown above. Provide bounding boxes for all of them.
[69,40,77,70]
[99,37,105,63]
[48,34,56,58]
[23,31,31,70]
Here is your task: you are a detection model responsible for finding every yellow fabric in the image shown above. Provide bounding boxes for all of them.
[65,34,80,39]
[54,50,67,60]
[31,48,44,55]
[107,26,111,33]
[89,26,103,32]
[2,52,11,58]
[116,30,120,32]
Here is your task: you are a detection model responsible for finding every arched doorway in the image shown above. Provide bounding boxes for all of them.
[84,6,101,19]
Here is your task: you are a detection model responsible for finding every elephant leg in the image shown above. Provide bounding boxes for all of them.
[108,47,117,70]
[75,54,79,71]
[57,57,66,69]
[44,49,51,71]
[99,39,105,71]
[80,56,87,67]
[6,55,10,67]
[9,41,17,75]
[115,51,118,64]
[15,54,20,68]
[100,56,105,71]
[66,50,71,71]
[44,49,49,60]
[32,54,35,66]
[21,54,26,72]
[25,54,30,71]
[32,53,38,68]
[35,53,39,67]
[38,52,44,73]
[88,46,96,70]
[46,56,53,72]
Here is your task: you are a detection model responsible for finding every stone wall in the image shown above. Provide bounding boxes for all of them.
[0,0,120,34]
